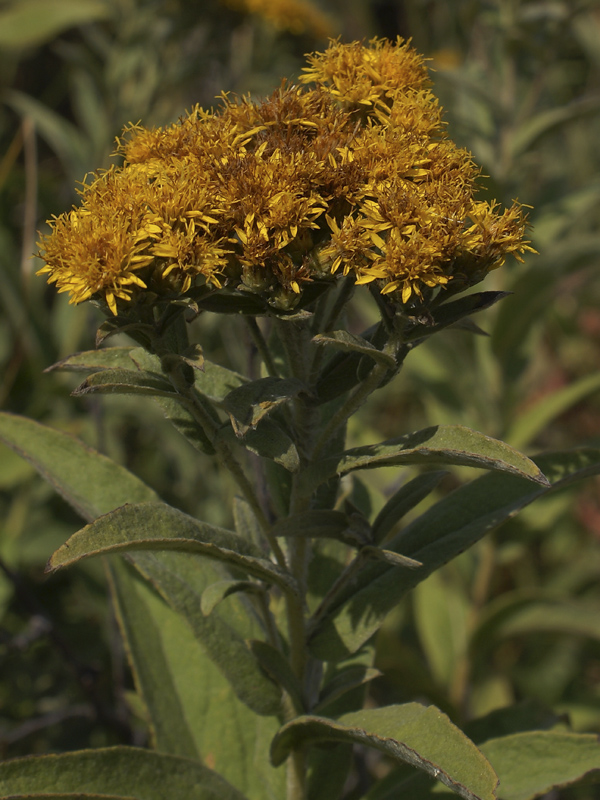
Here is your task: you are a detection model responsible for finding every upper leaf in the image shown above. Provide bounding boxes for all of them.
[47,502,297,595]
[72,368,176,398]
[46,346,138,373]
[222,376,308,434]
[270,704,498,800]
[404,291,510,343]
[300,425,548,496]
[312,330,397,369]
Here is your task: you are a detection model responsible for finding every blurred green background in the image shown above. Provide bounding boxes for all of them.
[1,1,599,794]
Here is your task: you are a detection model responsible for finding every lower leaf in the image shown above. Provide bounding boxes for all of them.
[270,704,498,800]
[0,747,247,800]
[480,731,600,800]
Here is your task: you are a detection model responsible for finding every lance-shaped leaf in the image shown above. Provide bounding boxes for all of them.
[301,425,548,495]
[130,550,282,716]
[0,412,158,521]
[201,580,265,616]
[107,559,201,760]
[72,368,176,398]
[271,509,366,545]
[372,471,447,544]
[405,291,510,343]
[0,795,129,800]
[271,704,498,800]
[312,330,397,369]
[46,346,137,373]
[249,640,306,714]
[221,419,301,472]
[47,502,296,595]
[223,376,308,434]
[153,395,216,455]
[360,546,422,568]
[46,347,215,455]
[0,746,247,800]
[480,731,600,800]
[505,371,600,450]
[314,665,382,713]
[309,448,600,661]
[107,561,284,800]
[130,347,248,404]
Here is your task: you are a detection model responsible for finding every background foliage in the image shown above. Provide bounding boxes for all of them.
[0,1,599,796]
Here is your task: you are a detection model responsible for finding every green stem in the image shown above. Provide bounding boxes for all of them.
[287,748,307,800]
[246,316,280,377]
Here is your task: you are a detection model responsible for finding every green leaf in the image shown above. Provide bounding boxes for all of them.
[193,360,248,403]
[271,704,498,800]
[0,795,132,800]
[301,425,548,496]
[153,396,216,455]
[0,746,247,800]
[223,377,308,434]
[0,0,112,50]
[509,96,600,159]
[308,448,600,661]
[312,330,397,369]
[372,471,447,544]
[47,346,138,373]
[405,292,510,342]
[47,502,297,595]
[130,550,282,717]
[314,665,382,713]
[129,346,248,405]
[360,546,422,569]
[464,701,567,746]
[221,419,301,472]
[413,569,469,687]
[249,639,306,713]
[107,561,284,800]
[271,510,365,545]
[4,89,90,179]
[72,368,176,398]
[506,371,600,450]
[480,731,600,800]
[106,559,201,759]
[471,593,600,653]
[0,412,158,522]
[201,580,264,615]
[233,496,263,546]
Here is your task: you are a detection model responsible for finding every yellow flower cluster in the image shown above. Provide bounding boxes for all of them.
[38,38,533,316]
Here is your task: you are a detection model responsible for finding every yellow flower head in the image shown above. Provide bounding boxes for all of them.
[38,38,532,316]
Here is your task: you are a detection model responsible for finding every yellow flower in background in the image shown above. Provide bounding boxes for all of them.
[223,0,334,38]
[38,38,533,316]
